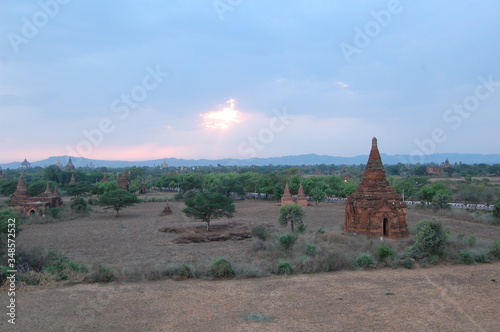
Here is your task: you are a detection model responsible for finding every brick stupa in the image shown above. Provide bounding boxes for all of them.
[344,137,408,239]
[281,182,293,206]
[296,183,308,207]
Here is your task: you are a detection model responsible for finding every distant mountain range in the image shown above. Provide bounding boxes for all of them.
[1,153,500,169]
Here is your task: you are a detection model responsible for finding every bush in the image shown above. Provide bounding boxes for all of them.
[468,236,477,247]
[376,245,396,262]
[87,265,116,283]
[251,225,270,240]
[401,257,414,269]
[252,239,267,251]
[42,251,89,280]
[296,223,307,234]
[210,257,235,278]
[0,265,10,284]
[277,260,293,274]
[70,197,91,214]
[47,207,62,219]
[458,251,474,265]
[305,243,317,256]
[408,219,450,259]
[489,241,500,259]
[278,234,298,252]
[356,253,374,268]
[473,252,490,263]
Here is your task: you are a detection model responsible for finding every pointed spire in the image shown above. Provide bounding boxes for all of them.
[14,171,29,198]
[53,185,61,197]
[65,158,75,170]
[44,183,52,195]
[281,182,293,206]
[101,173,109,183]
[69,174,76,184]
[296,183,308,207]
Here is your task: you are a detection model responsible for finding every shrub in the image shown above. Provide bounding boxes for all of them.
[401,257,414,269]
[473,252,490,263]
[296,223,307,234]
[251,225,270,240]
[210,257,235,278]
[70,197,91,214]
[467,236,477,247]
[317,228,325,234]
[489,241,500,259]
[252,239,267,251]
[0,265,10,284]
[305,243,317,256]
[47,207,62,219]
[408,219,450,259]
[277,260,293,274]
[458,251,474,264]
[376,245,396,262]
[42,251,89,280]
[356,253,374,268]
[278,234,298,252]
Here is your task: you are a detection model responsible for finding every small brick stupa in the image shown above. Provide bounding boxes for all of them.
[344,138,408,239]
[296,183,308,207]
[281,182,293,205]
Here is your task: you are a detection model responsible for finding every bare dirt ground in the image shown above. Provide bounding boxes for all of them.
[9,263,500,331]
[3,194,500,331]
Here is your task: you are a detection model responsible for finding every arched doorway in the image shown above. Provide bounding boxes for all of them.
[383,218,388,236]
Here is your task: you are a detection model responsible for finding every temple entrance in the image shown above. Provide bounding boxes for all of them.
[383,218,388,236]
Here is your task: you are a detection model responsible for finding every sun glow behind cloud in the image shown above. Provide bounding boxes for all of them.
[201,98,241,129]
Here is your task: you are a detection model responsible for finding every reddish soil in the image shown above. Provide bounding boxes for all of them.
[4,194,500,331]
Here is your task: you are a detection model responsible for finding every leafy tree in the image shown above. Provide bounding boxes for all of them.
[432,192,451,210]
[44,165,63,183]
[278,203,305,232]
[0,180,18,196]
[65,181,93,197]
[97,189,139,216]
[309,186,327,205]
[408,219,450,259]
[70,197,91,214]
[28,180,58,196]
[205,173,244,197]
[91,182,119,196]
[493,199,500,220]
[182,192,235,231]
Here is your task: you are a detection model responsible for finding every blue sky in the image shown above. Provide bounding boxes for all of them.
[1,0,499,163]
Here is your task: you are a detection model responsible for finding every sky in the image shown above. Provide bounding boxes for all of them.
[1,0,500,164]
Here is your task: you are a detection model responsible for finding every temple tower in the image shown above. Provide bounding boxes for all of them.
[344,138,408,239]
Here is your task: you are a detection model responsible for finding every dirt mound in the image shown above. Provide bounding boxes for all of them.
[159,221,252,243]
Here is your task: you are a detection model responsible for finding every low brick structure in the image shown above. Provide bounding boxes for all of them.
[8,171,63,215]
[117,170,130,191]
[344,138,408,239]
[296,183,308,207]
[281,182,293,206]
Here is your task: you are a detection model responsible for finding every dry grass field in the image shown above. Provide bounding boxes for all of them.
[3,193,500,331]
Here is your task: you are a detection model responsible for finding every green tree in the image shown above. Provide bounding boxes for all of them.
[182,192,235,231]
[0,180,18,196]
[278,203,305,232]
[408,219,450,259]
[44,165,63,183]
[97,189,139,216]
[493,199,500,219]
[205,173,244,197]
[70,197,91,214]
[91,182,119,196]
[28,180,58,196]
[432,192,451,211]
[309,186,327,205]
[65,181,93,197]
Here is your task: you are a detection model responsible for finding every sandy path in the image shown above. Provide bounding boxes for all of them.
[6,263,499,332]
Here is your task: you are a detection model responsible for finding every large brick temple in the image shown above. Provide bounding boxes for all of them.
[344,138,408,239]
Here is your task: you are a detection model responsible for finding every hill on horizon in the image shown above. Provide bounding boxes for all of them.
[1,153,500,169]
